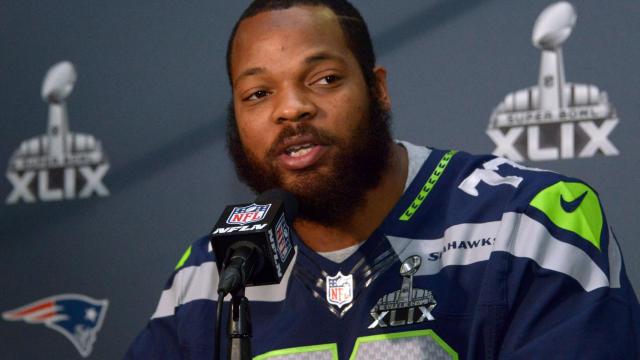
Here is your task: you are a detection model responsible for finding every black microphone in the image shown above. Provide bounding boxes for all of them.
[211,189,298,295]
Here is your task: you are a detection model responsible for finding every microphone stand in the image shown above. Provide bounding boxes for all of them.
[227,288,252,360]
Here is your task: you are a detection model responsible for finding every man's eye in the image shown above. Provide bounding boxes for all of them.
[246,90,269,101]
[315,75,340,85]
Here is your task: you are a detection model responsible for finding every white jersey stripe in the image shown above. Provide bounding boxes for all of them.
[387,220,501,276]
[388,212,610,292]
[152,249,297,319]
[496,213,609,292]
[154,211,612,319]
[608,227,622,289]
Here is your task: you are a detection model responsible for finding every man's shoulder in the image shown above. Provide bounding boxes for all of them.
[415,147,595,212]
[150,236,217,320]
[391,145,604,239]
[158,235,215,294]
[394,147,617,292]
[173,235,215,273]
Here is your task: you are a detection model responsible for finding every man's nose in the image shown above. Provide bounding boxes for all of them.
[273,86,317,123]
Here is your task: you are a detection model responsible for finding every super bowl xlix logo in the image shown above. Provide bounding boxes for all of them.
[5,61,109,204]
[487,2,619,162]
[368,256,436,329]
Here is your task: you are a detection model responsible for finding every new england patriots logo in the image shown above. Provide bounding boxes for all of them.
[2,294,108,358]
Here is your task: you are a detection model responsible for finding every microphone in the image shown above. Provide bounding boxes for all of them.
[211,189,298,295]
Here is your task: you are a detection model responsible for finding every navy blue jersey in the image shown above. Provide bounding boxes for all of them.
[126,148,640,359]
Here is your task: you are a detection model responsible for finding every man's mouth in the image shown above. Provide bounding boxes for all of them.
[276,135,329,170]
[285,143,316,157]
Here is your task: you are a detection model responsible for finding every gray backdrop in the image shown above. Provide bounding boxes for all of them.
[1,1,637,359]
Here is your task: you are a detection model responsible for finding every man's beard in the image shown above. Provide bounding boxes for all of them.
[226,90,393,227]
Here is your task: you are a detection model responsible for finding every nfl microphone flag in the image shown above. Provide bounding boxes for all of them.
[210,190,296,287]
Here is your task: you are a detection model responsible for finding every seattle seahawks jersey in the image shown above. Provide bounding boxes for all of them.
[125,147,640,359]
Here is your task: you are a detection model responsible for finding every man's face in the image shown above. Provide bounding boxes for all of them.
[228,5,392,225]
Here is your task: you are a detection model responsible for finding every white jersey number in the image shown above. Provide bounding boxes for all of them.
[458,157,549,197]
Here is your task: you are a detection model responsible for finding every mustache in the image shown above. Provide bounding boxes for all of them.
[267,123,339,158]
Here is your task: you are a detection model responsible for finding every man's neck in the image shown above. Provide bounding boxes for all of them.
[293,142,408,252]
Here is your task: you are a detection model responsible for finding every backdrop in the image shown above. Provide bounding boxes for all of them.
[1,1,638,358]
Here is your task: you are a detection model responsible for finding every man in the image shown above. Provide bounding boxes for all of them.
[126,0,640,359]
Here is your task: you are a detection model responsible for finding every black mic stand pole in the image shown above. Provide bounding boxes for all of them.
[227,288,252,360]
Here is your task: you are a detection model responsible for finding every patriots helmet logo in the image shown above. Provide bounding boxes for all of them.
[2,294,109,358]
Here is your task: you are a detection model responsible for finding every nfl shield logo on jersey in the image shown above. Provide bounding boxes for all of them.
[226,203,271,225]
[326,272,354,308]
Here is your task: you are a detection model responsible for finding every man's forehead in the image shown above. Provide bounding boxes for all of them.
[230,5,351,79]
[239,5,339,31]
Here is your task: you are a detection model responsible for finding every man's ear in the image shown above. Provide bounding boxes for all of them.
[373,66,391,110]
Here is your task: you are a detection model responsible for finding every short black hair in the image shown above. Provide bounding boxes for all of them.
[226,0,376,87]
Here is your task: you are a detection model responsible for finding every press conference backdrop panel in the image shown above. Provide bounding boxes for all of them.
[1,1,638,358]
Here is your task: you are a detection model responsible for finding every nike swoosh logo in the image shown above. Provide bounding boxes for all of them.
[560,191,588,213]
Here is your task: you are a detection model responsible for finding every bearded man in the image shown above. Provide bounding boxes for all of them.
[126,1,640,359]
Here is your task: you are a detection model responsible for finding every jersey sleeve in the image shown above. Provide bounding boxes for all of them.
[124,236,217,359]
[124,314,181,359]
[495,180,640,358]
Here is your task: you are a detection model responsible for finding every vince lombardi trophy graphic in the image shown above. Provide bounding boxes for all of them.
[532,1,576,111]
[5,61,110,204]
[42,61,76,166]
[368,256,437,329]
[487,1,619,162]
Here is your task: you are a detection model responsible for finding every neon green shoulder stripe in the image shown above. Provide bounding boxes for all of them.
[400,150,457,221]
[530,181,603,250]
[174,245,192,270]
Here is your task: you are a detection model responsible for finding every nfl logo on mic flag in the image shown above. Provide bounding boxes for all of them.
[275,214,292,260]
[226,203,271,225]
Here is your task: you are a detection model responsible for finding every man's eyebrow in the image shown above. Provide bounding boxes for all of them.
[305,52,346,65]
[234,53,345,84]
[234,67,265,84]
